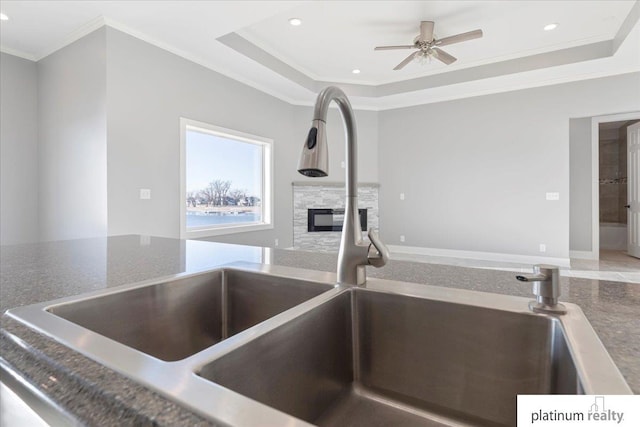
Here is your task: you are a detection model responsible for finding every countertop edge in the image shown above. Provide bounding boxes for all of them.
[0,316,218,426]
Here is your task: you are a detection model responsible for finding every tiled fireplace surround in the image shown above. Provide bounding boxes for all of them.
[293,182,379,252]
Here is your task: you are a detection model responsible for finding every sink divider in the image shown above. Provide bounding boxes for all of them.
[220,269,229,340]
[350,289,361,383]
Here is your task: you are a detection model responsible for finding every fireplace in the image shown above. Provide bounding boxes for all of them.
[293,182,378,252]
[308,208,367,232]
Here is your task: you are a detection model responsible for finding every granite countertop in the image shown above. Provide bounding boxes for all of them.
[1,235,638,425]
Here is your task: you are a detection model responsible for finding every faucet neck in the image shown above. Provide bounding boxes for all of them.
[308,86,388,286]
[313,87,364,285]
[337,196,368,285]
[313,87,358,198]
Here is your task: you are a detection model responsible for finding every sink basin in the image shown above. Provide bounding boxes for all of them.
[47,268,333,361]
[198,288,577,426]
[6,263,631,427]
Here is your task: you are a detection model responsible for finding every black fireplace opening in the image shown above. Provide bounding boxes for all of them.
[308,208,367,232]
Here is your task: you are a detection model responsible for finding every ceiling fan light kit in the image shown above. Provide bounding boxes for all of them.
[375,20,483,70]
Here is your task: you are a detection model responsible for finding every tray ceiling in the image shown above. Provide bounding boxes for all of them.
[1,1,638,109]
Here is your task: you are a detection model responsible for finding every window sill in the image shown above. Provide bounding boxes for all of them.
[183,222,273,239]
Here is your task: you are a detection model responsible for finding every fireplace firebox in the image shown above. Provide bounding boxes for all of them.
[308,208,367,232]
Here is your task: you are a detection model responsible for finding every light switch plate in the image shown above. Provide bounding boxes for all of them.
[546,192,560,201]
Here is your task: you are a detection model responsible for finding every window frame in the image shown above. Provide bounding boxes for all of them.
[180,118,273,239]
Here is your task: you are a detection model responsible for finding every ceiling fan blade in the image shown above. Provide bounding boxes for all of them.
[432,47,457,65]
[436,29,483,47]
[374,45,415,50]
[419,21,435,42]
[393,51,418,70]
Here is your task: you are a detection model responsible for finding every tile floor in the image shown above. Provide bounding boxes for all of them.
[390,249,640,284]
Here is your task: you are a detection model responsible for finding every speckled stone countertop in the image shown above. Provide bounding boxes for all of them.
[1,235,638,425]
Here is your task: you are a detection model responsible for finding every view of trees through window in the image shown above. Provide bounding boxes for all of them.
[186,128,264,228]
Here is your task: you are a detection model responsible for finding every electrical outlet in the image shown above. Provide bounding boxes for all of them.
[545,192,559,201]
[140,189,151,200]
[275,238,279,247]
[400,193,405,201]
[400,235,405,243]
[539,244,546,253]
[341,161,345,168]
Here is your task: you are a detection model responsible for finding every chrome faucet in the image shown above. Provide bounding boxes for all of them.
[516,264,566,314]
[298,86,389,285]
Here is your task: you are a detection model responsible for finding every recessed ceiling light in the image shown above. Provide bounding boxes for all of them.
[352,69,361,74]
[544,23,558,31]
[0,13,9,21]
[289,18,302,26]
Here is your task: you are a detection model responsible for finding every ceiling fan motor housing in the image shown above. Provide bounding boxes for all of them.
[375,20,483,69]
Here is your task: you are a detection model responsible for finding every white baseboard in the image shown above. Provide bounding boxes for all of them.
[388,245,571,267]
[569,250,598,260]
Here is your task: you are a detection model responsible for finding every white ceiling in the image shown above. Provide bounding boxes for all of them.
[239,1,634,85]
[1,1,639,109]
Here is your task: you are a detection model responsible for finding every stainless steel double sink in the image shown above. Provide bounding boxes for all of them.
[7,263,632,426]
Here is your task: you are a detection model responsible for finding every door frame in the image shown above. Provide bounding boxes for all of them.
[590,112,640,260]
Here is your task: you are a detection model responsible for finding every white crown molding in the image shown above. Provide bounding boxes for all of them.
[374,67,640,111]
[286,66,640,112]
[11,13,308,107]
[219,30,639,111]
[0,46,36,61]
[101,18,305,107]
[35,16,107,61]
[239,29,613,88]
[6,10,638,113]
[289,98,381,111]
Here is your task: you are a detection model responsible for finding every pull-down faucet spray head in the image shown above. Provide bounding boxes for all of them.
[298,119,328,177]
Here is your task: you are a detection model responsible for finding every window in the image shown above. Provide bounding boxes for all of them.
[180,118,273,238]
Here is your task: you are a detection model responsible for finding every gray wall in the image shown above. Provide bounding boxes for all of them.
[105,28,378,248]
[37,28,108,241]
[569,117,593,252]
[1,28,378,249]
[0,53,39,245]
[3,24,638,258]
[379,72,640,259]
[106,27,295,246]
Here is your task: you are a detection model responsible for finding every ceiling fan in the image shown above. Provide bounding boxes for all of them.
[375,21,483,70]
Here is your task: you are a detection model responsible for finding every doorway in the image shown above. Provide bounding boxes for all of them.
[591,113,640,260]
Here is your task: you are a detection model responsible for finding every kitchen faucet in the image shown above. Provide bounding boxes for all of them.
[298,86,389,285]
